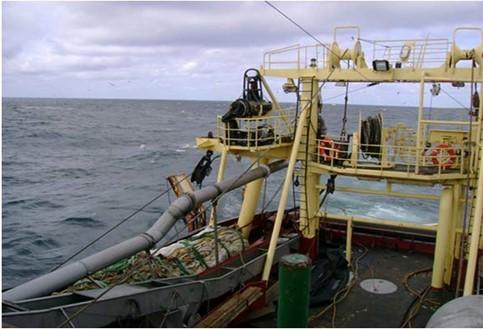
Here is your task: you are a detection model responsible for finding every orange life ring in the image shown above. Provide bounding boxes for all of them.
[319,138,339,162]
[431,143,456,169]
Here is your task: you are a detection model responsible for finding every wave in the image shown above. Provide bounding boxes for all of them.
[4,199,63,210]
[2,175,41,185]
[32,237,60,249]
[52,168,92,179]
[62,216,105,228]
[25,131,64,139]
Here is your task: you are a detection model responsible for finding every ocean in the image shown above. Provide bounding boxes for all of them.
[2,97,447,288]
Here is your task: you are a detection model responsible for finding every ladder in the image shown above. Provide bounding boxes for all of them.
[464,118,483,259]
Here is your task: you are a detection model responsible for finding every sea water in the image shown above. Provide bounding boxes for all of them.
[3,97,454,288]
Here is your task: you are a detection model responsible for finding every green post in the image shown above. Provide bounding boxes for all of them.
[277,253,311,328]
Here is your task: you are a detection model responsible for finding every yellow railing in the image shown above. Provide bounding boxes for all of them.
[312,135,475,176]
[262,37,450,70]
[263,44,329,70]
[371,38,450,68]
[216,109,296,148]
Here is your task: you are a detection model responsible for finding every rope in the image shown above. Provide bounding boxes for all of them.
[57,49,335,324]
[56,205,222,328]
[309,244,369,324]
[340,62,350,138]
[55,151,274,327]
[293,78,301,137]
[440,87,471,112]
[400,285,431,328]
[264,1,371,82]
[49,176,189,272]
[324,83,377,103]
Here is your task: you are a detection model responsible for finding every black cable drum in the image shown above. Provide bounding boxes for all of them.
[360,113,382,159]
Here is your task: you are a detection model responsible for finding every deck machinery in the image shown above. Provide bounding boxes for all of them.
[197,26,483,296]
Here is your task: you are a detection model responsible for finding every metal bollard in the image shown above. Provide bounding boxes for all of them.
[277,253,311,328]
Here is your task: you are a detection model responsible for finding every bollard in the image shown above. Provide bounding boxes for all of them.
[277,253,311,328]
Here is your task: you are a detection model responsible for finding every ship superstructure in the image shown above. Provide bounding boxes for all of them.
[3,26,483,327]
[197,26,483,298]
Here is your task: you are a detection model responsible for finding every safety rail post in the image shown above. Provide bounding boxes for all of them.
[297,47,300,70]
[346,216,353,266]
[304,46,307,69]
[415,73,426,174]
[351,133,359,168]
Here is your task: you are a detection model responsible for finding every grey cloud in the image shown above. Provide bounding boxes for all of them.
[3,1,482,101]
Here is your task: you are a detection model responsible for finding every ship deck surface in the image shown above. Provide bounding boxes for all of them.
[246,246,452,328]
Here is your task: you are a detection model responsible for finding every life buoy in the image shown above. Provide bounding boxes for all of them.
[431,143,456,169]
[319,138,339,162]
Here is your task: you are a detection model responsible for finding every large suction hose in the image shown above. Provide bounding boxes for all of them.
[4,160,287,302]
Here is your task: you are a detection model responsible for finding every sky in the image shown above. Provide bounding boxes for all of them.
[2,1,483,106]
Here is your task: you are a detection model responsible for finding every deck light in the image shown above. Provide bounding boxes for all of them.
[372,60,390,72]
[282,78,298,93]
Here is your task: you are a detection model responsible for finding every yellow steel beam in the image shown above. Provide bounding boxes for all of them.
[208,146,229,227]
[318,211,438,232]
[260,67,483,83]
[444,183,462,285]
[195,137,292,160]
[324,185,440,201]
[299,78,321,239]
[310,162,474,183]
[463,146,483,295]
[432,186,453,288]
[262,96,310,282]
[237,158,269,238]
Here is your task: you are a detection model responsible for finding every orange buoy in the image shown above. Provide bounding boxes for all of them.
[319,138,339,162]
[431,143,456,169]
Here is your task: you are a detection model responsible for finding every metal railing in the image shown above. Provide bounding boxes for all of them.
[263,44,329,70]
[312,135,475,176]
[262,37,451,70]
[371,38,451,68]
[216,109,296,148]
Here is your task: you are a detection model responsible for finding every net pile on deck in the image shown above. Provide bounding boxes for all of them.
[58,226,247,293]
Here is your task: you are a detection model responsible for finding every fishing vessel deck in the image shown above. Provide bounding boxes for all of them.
[3,23,483,328]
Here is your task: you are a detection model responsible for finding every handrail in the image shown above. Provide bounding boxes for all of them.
[313,135,478,176]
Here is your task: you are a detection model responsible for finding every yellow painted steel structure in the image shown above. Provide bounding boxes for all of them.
[196,27,483,295]
[238,158,269,238]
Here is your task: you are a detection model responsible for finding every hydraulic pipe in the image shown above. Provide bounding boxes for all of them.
[4,160,288,302]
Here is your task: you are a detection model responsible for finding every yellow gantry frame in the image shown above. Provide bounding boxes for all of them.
[196,26,483,294]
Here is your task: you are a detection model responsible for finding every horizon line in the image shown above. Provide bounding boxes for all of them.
[2,95,466,109]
